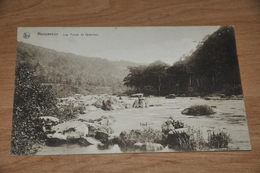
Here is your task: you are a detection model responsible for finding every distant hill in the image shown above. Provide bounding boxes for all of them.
[16,41,139,97]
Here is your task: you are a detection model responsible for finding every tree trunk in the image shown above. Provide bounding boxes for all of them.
[212,77,215,87]
[158,76,161,96]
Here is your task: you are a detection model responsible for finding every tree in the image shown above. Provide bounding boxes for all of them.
[123,65,146,92]
[11,62,57,155]
[144,61,169,96]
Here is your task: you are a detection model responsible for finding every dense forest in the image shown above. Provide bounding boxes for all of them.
[17,42,138,97]
[124,26,242,96]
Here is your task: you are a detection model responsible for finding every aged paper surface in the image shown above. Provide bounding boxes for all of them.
[11,26,251,155]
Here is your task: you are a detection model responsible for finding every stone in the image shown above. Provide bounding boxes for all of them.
[102,97,125,111]
[162,123,175,134]
[92,99,103,108]
[145,142,164,151]
[181,108,190,115]
[133,142,146,151]
[78,138,93,146]
[165,94,176,99]
[93,116,116,126]
[84,122,114,137]
[47,133,67,140]
[133,142,164,151]
[205,96,221,100]
[48,120,89,140]
[132,98,148,108]
[181,105,221,115]
[85,105,97,111]
[95,131,109,143]
[85,137,101,145]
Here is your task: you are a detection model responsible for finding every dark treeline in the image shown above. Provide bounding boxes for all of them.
[123,26,242,96]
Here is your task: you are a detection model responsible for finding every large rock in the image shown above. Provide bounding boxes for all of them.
[93,115,116,126]
[95,131,109,143]
[144,142,164,151]
[133,142,164,151]
[84,122,114,137]
[85,105,97,111]
[102,97,125,111]
[78,116,115,139]
[38,116,60,132]
[161,118,184,134]
[47,121,89,141]
[181,105,219,115]
[92,99,103,108]
[165,94,176,99]
[205,96,221,100]
[132,98,148,108]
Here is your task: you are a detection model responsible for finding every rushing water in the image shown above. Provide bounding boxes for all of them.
[36,97,251,155]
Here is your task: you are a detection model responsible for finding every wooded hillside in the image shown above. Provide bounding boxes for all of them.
[124,26,242,96]
[16,42,138,97]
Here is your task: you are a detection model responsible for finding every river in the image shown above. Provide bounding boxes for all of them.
[36,97,251,155]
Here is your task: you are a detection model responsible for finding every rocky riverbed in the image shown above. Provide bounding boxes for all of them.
[36,95,251,155]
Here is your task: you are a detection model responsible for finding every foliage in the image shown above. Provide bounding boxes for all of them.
[168,126,232,151]
[123,26,242,97]
[124,61,169,96]
[11,62,58,155]
[167,131,195,151]
[208,131,232,148]
[162,117,232,151]
[118,127,167,151]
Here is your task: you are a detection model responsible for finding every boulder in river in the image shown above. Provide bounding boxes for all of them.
[101,97,125,111]
[92,99,103,108]
[93,115,116,126]
[181,105,220,116]
[161,117,184,135]
[85,122,114,137]
[46,120,89,145]
[132,97,149,108]
[133,142,164,151]
[95,131,109,143]
[165,94,176,99]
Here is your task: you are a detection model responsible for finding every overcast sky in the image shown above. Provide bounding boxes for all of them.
[18,26,220,65]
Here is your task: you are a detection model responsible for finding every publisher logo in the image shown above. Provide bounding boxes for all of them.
[23,32,30,39]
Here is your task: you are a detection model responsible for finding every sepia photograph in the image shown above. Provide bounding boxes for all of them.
[11,26,251,155]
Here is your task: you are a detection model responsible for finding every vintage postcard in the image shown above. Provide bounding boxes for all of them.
[11,26,251,155]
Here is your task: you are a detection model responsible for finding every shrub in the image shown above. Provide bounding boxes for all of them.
[208,131,232,148]
[11,63,58,155]
[187,127,232,150]
[167,131,195,151]
[167,126,232,151]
